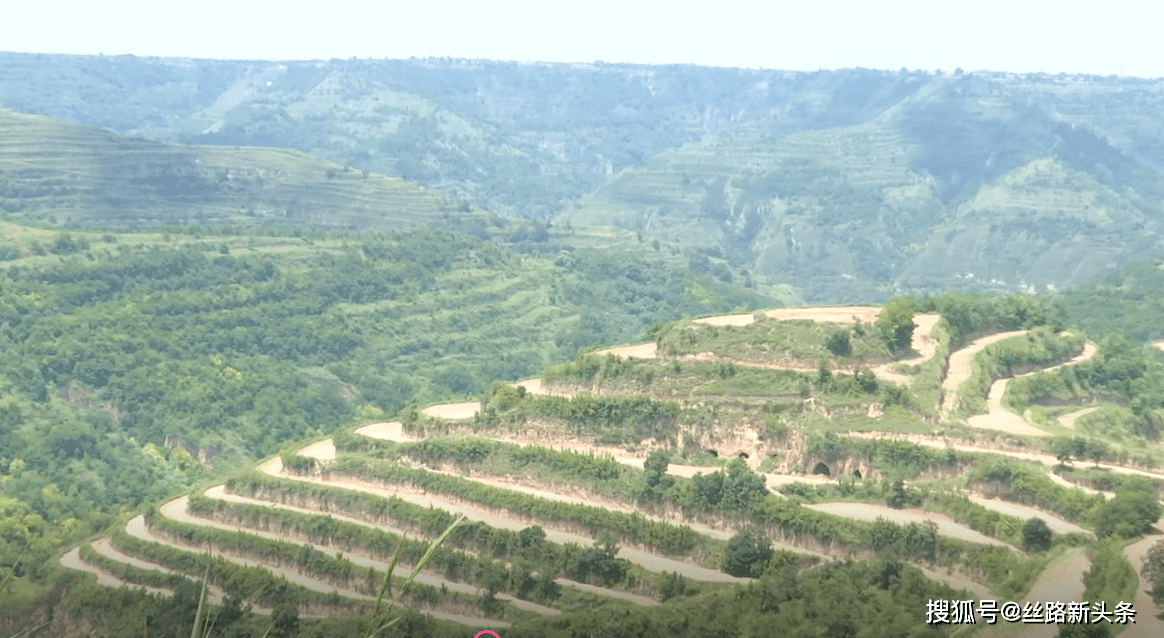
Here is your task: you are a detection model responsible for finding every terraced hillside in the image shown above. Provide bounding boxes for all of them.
[56,301,1164,636]
[8,55,1164,299]
[0,108,467,229]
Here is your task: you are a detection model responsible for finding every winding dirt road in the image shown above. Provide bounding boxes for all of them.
[941,331,1029,414]
[965,342,1098,438]
[59,546,172,597]
[421,402,481,420]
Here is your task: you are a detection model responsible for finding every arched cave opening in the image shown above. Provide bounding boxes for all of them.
[812,462,831,476]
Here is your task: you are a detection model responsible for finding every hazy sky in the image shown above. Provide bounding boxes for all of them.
[6,1,1162,77]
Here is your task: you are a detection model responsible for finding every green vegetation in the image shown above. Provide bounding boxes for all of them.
[0,219,773,587]
[1092,489,1162,539]
[1081,539,1138,611]
[965,459,1104,523]
[722,527,774,578]
[1143,540,1164,608]
[956,328,1084,414]
[1022,517,1055,553]
[655,316,892,364]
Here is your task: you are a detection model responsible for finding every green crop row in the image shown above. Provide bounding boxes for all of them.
[77,542,189,591]
[338,433,638,497]
[108,527,370,614]
[314,456,709,559]
[142,505,484,615]
[190,490,601,604]
[965,460,1103,524]
[805,432,960,478]
[224,473,657,598]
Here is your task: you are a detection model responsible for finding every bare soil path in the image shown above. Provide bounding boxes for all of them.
[966,378,1053,437]
[593,342,658,359]
[804,502,1018,550]
[942,331,1029,414]
[965,341,1098,437]
[992,548,1091,638]
[871,313,943,386]
[1121,522,1164,637]
[59,546,173,597]
[88,538,239,607]
[963,496,1091,536]
[194,488,558,616]
[297,439,336,461]
[421,402,481,420]
[1058,407,1098,430]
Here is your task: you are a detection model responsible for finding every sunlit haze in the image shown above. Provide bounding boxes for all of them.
[6,0,1163,77]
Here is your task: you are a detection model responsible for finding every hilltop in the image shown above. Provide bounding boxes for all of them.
[5,54,1164,298]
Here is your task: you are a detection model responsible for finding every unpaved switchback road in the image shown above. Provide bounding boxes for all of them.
[847,431,1149,496]
[869,313,943,387]
[942,331,1029,414]
[192,489,559,616]
[421,402,481,420]
[965,341,1097,437]
[60,546,173,597]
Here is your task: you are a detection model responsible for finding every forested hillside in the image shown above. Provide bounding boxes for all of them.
[5,53,1164,298]
[0,217,775,601]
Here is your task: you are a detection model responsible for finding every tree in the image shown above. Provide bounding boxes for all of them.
[877,296,916,354]
[1022,517,1054,553]
[269,604,299,638]
[723,526,774,577]
[886,478,909,509]
[826,330,852,357]
[639,449,674,501]
[1093,489,1162,538]
[1142,539,1164,607]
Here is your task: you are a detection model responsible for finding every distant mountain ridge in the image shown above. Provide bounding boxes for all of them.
[4,52,1164,300]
